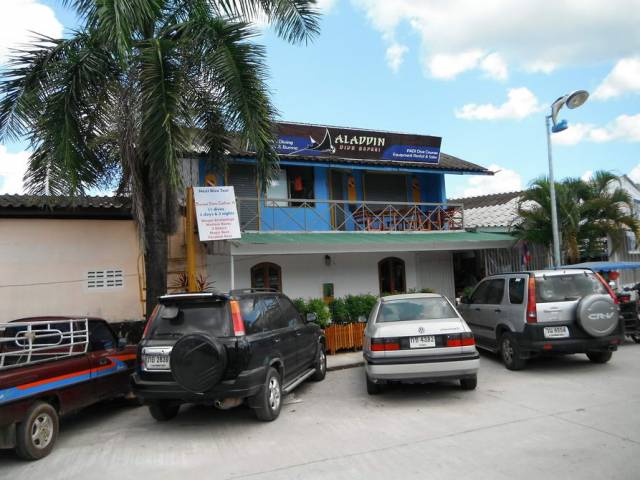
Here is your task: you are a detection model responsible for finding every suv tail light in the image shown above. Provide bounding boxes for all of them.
[595,273,619,305]
[371,337,400,351]
[526,276,537,323]
[142,305,160,339]
[446,332,475,347]
[229,300,246,336]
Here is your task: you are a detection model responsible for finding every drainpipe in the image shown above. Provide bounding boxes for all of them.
[185,187,197,292]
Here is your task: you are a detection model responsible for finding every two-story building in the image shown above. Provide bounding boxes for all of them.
[195,122,516,301]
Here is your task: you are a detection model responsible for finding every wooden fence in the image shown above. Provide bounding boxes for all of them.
[325,322,366,355]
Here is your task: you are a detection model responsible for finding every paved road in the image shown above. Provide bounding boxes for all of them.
[3,345,640,480]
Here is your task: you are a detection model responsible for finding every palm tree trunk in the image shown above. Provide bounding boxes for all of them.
[142,181,169,318]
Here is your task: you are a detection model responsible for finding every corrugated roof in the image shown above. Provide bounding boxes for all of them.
[450,191,523,209]
[447,191,523,229]
[0,194,132,219]
[230,151,492,174]
[234,231,514,245]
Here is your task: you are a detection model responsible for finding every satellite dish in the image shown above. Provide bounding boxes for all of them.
[566,90,589,109]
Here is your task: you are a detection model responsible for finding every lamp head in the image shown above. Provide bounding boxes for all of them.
[566,90,589,109]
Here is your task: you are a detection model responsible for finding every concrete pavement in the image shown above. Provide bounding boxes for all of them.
[326,351,364,371]
[2,344,640,479]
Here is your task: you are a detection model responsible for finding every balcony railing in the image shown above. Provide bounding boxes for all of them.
[236,197,464,232]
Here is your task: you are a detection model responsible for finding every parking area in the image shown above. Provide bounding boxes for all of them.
[3,344,640,480]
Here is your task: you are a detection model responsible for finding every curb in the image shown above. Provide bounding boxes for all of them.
[327,361,364,372]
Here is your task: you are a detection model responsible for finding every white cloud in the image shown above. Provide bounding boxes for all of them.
[0,146,30,194]
[385,43,408,73]
[455,87,543,120]
[581,170,594,182]
[352,0,640,80]
[427,50,484,79]
[0,0,62,64]
[480,53,508,80]
[552,113,640,145]
[629,165,640,184]
[452,164,522,198]
[593,57,640,100]
[316,0,338,11]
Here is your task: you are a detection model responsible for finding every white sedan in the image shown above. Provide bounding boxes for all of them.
[363,293,479,394]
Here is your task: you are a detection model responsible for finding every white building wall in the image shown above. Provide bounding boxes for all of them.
[207,251,423,299]
[415,251,455,301]
[207,250,455,300]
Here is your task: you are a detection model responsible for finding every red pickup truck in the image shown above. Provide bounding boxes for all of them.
[0,317,137,460]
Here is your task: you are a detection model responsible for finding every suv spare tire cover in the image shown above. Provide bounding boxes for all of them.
[170,333,228,393]
[576,294,619,337]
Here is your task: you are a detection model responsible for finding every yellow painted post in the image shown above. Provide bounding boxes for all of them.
[185,187,197,292]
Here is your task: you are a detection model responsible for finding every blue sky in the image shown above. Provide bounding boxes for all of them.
[1,0,639,198]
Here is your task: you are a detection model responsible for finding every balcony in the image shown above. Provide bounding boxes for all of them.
[236,198,464,232]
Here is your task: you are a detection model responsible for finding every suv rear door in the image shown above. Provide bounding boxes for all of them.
[263,295,301,382]
[464,278,505,343]
[278,295,316,371]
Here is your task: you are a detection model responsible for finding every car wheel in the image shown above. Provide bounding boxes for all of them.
[500,333,525,370]
[148,401,180,421]
[586,351,613,364]
[460,376,478,390]
[251,367,282,422]
[16,401,59,461]
[366,375,381,395]
[310,345,327,382]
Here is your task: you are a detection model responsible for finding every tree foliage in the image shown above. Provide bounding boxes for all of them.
[515,171,640,264]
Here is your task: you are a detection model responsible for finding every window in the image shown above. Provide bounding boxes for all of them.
[377,297,457,323]
[263,295,286,330]
[509,278,526,304]
[535,273,606,303]
[378,257,406,294]
[278,296,303,328]
[87,269,124,289]
[266,167,315,207]
[251,263,282,292]
[470,279,504,304]
[88,321,116,351]
[148,302,231,339]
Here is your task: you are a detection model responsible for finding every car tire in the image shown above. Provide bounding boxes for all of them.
[586,351,613,364]
[499,333,526,370]
[15,401,59,461]
[148,401,180,421]
[310,345,327,382]
[251,367,282,422]
[366,375,381,395]
[460,376,478,390]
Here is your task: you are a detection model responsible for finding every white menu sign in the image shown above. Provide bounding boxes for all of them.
[193,186,241,241]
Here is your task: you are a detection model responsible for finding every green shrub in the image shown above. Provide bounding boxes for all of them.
[305,298,331,328]
[292,297,307,315]
[344,294,377,322]
[330,297,350,323]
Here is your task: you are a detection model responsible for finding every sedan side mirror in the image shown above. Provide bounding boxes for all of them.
[306,313,317,323]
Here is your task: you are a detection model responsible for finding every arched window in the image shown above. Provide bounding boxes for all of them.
[378,257,406,295]
[251,262,282,292]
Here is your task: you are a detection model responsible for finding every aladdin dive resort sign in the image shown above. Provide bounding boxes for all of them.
[275,122,442,163]
[193,187,241,241]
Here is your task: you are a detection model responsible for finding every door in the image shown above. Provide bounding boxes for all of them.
[378,257,406,294]
[278,296,316,370]
[262,295,300,382]
[87,321,129,400]
[330,170,347,230]
[463,278,505,345]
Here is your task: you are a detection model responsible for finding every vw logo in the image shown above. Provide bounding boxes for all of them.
[418,327,425,334]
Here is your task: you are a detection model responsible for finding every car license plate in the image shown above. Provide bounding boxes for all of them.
[409,335,436,348]
[144,354,170,370]
[543,326,570,339]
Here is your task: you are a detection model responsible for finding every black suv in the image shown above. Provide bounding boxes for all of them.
[132,290,326,422]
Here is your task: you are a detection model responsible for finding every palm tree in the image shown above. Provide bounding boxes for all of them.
[0,0,320,317]
[515,171,640,264]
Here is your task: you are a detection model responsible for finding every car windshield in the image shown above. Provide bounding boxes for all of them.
[148,302,231,338]
[535,273,607,303]
[377,297,457,322]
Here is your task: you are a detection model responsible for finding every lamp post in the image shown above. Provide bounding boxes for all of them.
[545,89,589,267]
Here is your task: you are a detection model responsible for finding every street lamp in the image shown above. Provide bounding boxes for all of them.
[545,89,589,267]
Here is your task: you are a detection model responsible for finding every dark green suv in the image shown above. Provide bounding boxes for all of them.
[132,290,326,421]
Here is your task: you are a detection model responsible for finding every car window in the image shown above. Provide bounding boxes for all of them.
[377,297,457,322]
[148,301,231,338]
[535,273,607,303]
[509,278,526,304]
[485,279,505,304]
[240,297,265,334]
[278,296,303,328]
[469,281,490,304]
[89,321,116,351]
[263,295,287,330]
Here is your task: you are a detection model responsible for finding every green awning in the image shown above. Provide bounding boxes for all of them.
[235,231,514,245]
